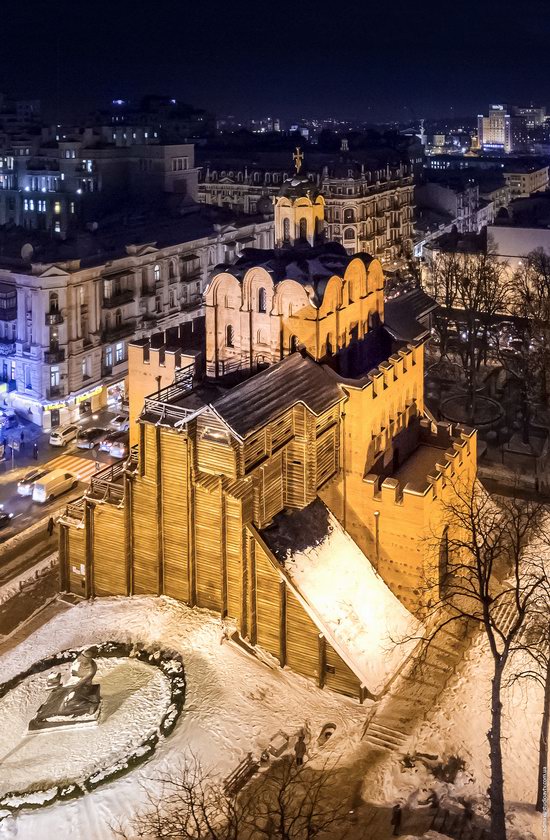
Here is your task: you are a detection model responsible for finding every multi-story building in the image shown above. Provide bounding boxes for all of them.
[0,213,273,429]
[0,132,199,237]
[58,174,477,701]
[198,150,415,263]
[503,164,549,198]
[477,104,512,153]
[415,176,492,234]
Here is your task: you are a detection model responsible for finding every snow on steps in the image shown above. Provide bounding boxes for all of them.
[363,720,409,752]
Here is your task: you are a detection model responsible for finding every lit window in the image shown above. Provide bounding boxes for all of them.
[54,221,61,233]
[54,201,61,214]
[115,341,124,363]
[153,264,161,282]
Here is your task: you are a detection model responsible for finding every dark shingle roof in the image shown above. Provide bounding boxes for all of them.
[384,288,436,343]
[211,352,344,439]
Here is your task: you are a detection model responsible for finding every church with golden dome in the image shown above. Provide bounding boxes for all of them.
[59,151,477,701]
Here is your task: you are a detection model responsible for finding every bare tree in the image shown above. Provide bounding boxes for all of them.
[507,592,550,812]
[424,250,511,418]
[404,476,548,840]
[113,752,352,840]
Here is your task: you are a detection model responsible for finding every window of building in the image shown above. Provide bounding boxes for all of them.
[344,228,355,241]
[258,287,267,313]
[38,200,46,213]
[115,309,122,327]
[115,341,124,364]
[169,290,175,308]
[226,325,234,347]
[153,264,161,282]
[256,329,265,344]
[283,217,290,242]
[171,157,189,171]
[49,292,59,313]
[81,357,90,379]
[155,296,161,313]
[49,366,59,388]
[168,261,176,279]
[344,208,355,223]
[70,202,75,214]
[54,201,61,214]
[299,217,307,240]
[25,365,32,389]
[105,345,112,368]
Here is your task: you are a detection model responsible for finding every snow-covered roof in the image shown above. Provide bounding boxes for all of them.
[261,499,421,696]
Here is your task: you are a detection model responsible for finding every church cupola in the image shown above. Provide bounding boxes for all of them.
[274,147,325,248]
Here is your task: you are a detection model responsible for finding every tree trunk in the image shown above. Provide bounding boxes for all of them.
[536,654,550,812]
[521,381,531,446]
[487,667,507,840]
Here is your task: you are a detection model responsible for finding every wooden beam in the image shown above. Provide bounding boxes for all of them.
[156,426,164,595]
[279,579,287,667]
[124,473,133,595]
[249,536,257,646]
[318,633,326,689]
[58,524,68,592]
[84,499,94,599]
[221,490,228,617]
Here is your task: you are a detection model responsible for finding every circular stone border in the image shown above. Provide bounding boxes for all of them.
[0,641,186,817]
[440,394,503,428]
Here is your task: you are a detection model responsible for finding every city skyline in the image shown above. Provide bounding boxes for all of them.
[2,0,550,122]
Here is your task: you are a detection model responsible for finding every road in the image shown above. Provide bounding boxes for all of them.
[0,407,121,547]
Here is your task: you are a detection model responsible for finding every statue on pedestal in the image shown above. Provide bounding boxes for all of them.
[29,649,101,731]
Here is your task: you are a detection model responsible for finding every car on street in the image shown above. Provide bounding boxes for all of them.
[17,467,50,496]
[0,507,14,529]
[76,428,108,449]
[32,470,78,503]
[99,430,128,454]
[110,414,130,432]
[0,411,18,430]
[49,424,80,447]
[109,433,129,459]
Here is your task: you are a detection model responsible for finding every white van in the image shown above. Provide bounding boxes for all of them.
[32,470,78,503]
[49,424,80,447]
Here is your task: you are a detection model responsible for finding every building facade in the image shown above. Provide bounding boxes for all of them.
[477,104,512,153]
[0,218,273,428]
[198,153,415,263]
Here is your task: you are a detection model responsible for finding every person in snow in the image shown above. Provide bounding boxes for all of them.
[47,517,55,537]
[33,442,38,460]
[390,803,402,836]
[294,733,306,766]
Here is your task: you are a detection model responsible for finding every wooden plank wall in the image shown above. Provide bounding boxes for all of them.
[325,642,362,697]
[196,409,239,478]
[92,504,127,596]
[225,485,254,621]
[259,452,284,525]
[316,427,337,488]
[285,589,321,681]
[194,475,222,611]
[254,541,281,660]
[68,528,86,595]
[161,429,190,602]
[132,423,159,594]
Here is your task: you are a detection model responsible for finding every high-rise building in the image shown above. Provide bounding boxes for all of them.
[477,104,512,153]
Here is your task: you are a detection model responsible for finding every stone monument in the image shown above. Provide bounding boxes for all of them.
[29,649,101,731]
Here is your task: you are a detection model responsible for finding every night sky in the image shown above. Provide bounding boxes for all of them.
[2,0,549,122]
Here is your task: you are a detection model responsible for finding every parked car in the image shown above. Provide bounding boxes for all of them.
[76,428,107,450]
[17,467,50,497]
[99,430,127,453]
[49,424,80,447]
[0,509,14,529]
[110,414,130,432]
[0,411,18,430]
[109,433,129,460]
[32,470,78,503]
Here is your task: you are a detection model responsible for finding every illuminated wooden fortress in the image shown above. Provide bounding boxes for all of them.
[60,160,477,700]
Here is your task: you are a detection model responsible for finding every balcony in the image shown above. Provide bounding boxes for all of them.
[46,386,63,399]
[0,340,15,354]
[101,320,136,342]
[102,289,134,309]
[45,310,63,326]
[44,348,66,364]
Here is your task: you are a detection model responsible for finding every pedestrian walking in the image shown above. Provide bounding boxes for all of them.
[390,803,402,836]
[294,732,306,766]
[47,517,55,537]
[33,442,38,461]
[20,430,24,453]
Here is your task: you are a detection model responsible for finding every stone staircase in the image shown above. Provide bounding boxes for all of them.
[363,618,477,754]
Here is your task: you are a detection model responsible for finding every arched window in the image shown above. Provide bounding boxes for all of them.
[115,309,122,327]
[299,217,307,241]
[168,261,175,279]
[256,329,264,344]
[344,208,355,223]
[283,217,290,243]
[153,264,161,282]
[226,325,234,347]
[258,287,267,313]
[344,228,355,241]
[49,292,59,313]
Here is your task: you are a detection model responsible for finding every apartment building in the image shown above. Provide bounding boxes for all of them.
[0,214,273,429]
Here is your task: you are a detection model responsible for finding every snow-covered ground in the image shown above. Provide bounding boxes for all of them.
[0,596,366,839]
[367,634,545,840]
[0,552,57,606]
